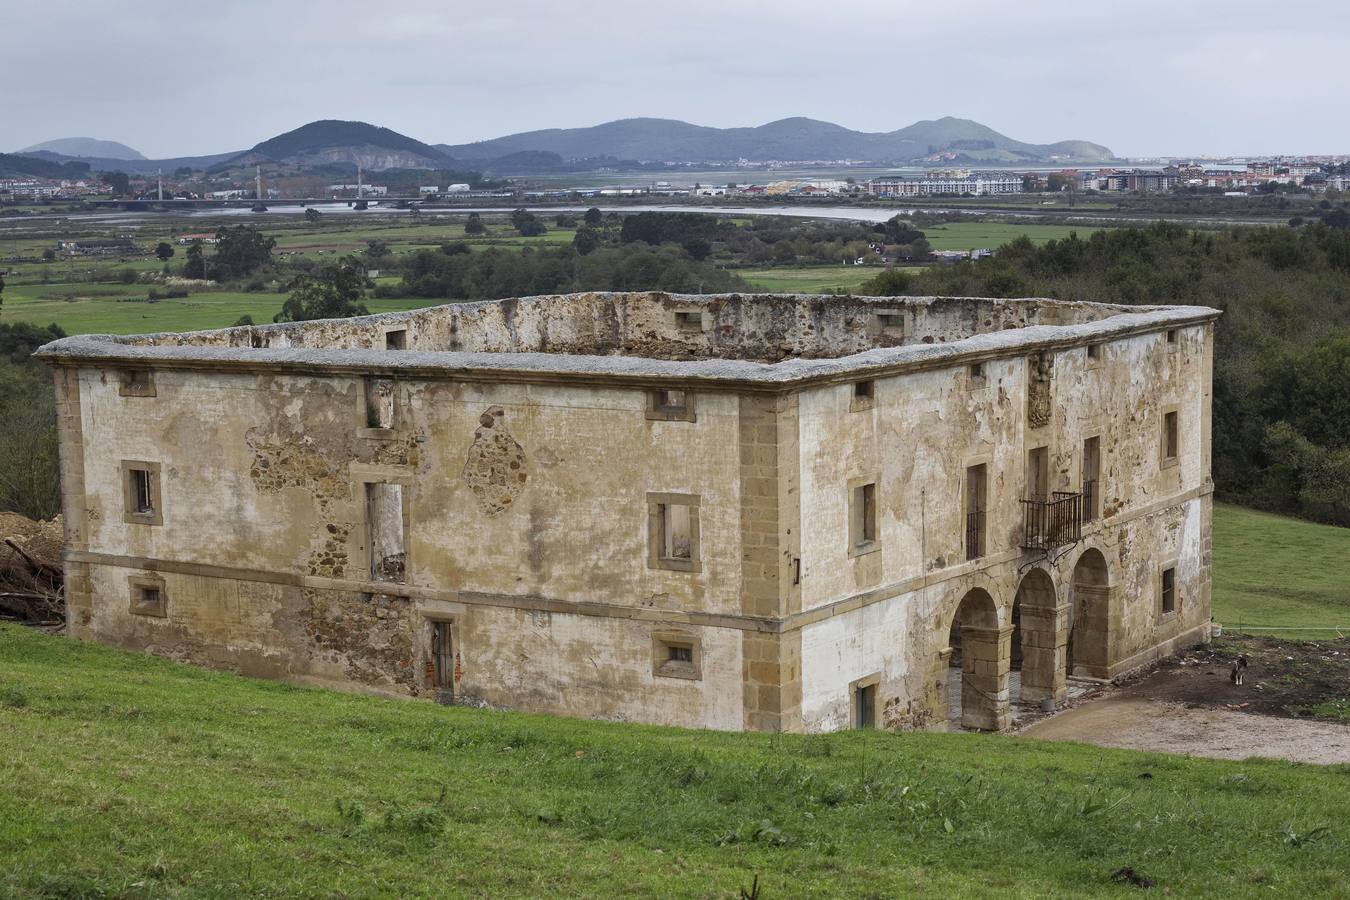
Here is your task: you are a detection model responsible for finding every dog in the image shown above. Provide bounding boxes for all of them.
[1230,656,1249,685]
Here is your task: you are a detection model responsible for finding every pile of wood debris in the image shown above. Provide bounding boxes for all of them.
[0,512,64,627]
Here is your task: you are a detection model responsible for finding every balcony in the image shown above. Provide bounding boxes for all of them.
[1021,491,1082,552]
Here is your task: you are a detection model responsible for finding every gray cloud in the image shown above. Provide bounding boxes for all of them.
[5,0,1348,158]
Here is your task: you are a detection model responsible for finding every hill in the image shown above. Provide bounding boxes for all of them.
[439,116,1115,164]
[226,120,452,170]
[1,622,1346,897]
[18,137,144,160]
[0,152,90,179]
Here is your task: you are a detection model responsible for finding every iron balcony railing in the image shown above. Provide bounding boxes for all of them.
[965,510,986,560]
[1021,491,1082,551]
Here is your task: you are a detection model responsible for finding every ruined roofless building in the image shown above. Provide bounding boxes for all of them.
[38,291,1218,732]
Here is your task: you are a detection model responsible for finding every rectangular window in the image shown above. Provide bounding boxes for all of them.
[385,328,407,350]
[129,577,167,618]
[1086,342,1102,362]
[968,361,986,385]
[652,632,701,679]
[849,480,878,555]
[364,378,395,429]
[1082,436,1100,523]
[874,310,905,336]
[646,388,696,422]
[1166,328,1179,346]
[1027,446,1049,501]
[965,464,987,560]
[1161,566,1176,615]
[850,379,876,411]
[674,310,705,332]
[121,461,163,526]
[119,369,156,397]
[647,493,701,572]
[1163,410,1179,463]
[366,482,407,583]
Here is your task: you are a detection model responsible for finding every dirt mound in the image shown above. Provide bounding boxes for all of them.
[0,512,65,625]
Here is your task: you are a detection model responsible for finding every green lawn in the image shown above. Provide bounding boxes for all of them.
[1212,503,1350,637]
[1,623,1347,898]
[921,222,1108,251]
[739,265,878,294]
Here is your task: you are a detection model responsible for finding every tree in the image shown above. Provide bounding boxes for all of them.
[305,207,322,223]
[511,208,547,237]
[583,207,603,227]
[41,248,56,262]
[209,225,276,280]
[232,314,255,327]
[184,242,207,279]
[0,272,4,309]
[858,268,912,296]
[554,213,578,227]
[682,237,712,261]
[464,212,486,235]
[274,255,371,322]
[155,242,175,261]
[100,171,130,197]
[573,226,601,256]
[0,323,66,519]
[365,239,391,265]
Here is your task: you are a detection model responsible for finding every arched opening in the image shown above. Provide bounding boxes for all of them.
[1070,548,1111,678]
[1011,568,1063,706]
[943,588,1009,731]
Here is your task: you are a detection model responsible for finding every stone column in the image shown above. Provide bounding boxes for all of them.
[960,623,1013,731]
[1017,603,1069,704]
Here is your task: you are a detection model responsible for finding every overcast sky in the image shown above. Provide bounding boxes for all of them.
[6,0,1349,159]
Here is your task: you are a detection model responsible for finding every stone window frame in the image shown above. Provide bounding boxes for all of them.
[672,307,708,333]
[849,379,876,412]
[871,308,906,340]
[1085,341,1104,368]
[358,376,400,438]
[652,628,702,680]
[1159,404,1181,470]
[1157,561,1180,621]
[118,368,156,397]
[646,388,697,423]
[849,672,882,728]
[383,326,408,350]
[847,474,881,559]
[128,573,167,618]
[1166,328,1180,351]
[963,455,992,561]
[121,460,163,526]
[647,492,702,573]
[966,360,988,390]
[352,464,414,588]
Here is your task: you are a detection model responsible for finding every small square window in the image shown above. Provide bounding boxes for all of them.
[652,632,701,680]
[1087,342,1102,362]
[118,369,156,397]
[646,388,696,422]
[385,328,407,350]
[129,576,167,618]
[967,361,986,385]
[874,310,905,336]
[674,310,705,332]
[1161,566,1177,615]
[121,460,163,526]
[648,493,701,572]
[1166,329,1179,347]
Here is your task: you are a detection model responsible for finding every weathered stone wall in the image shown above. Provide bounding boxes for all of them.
[104,293,1129,363]
[793,324,1213,731]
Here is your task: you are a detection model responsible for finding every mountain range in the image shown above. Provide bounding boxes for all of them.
[11,116,1114,177]
[438,116,1114,165]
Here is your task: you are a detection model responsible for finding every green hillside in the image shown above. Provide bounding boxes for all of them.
[1,623,1346,898]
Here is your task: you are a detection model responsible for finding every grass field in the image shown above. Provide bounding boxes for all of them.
[921,222,1107,251]
[738,265,878,294]
[2,623,1347,898]
[1212,503,1350,637]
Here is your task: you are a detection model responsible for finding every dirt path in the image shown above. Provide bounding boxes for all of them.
[1022,695,1350,764]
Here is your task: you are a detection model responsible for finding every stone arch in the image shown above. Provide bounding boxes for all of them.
[1011,567,1066,705]
[1069,547,1112,678]
[941,587,1010,731]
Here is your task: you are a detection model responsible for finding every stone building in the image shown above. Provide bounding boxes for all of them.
[38,291,1218,732]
